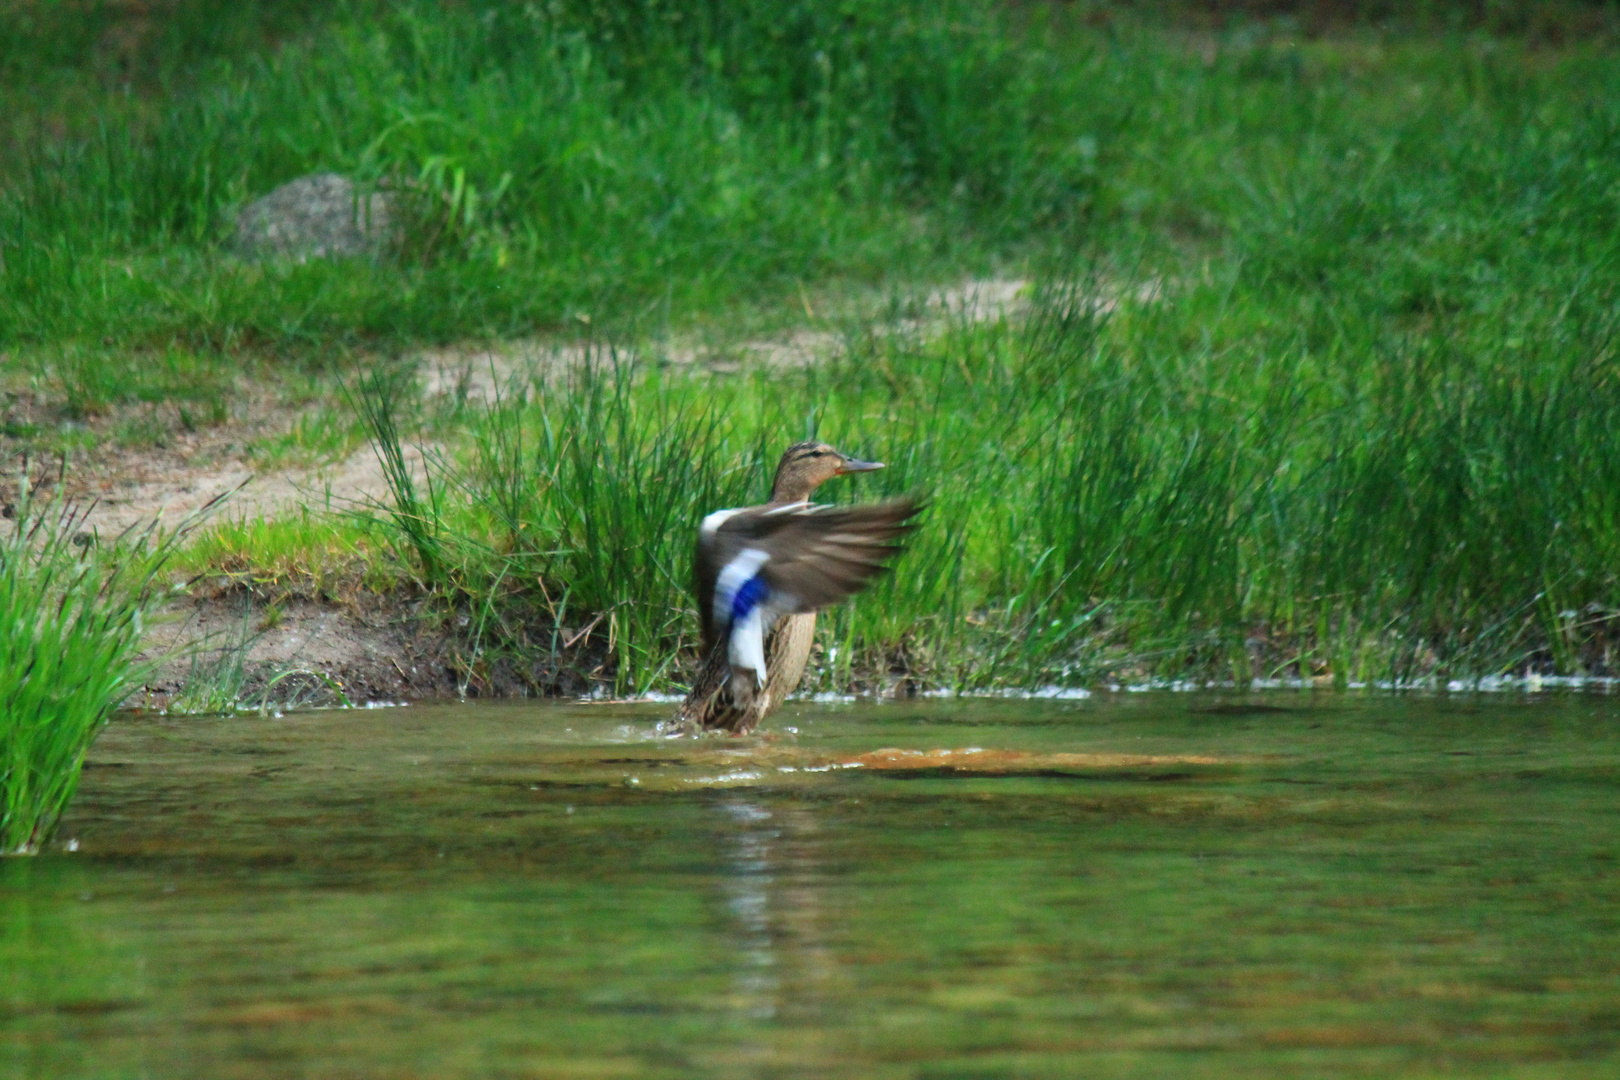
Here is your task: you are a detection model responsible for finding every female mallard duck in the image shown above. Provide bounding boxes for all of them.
[679,441,919,734]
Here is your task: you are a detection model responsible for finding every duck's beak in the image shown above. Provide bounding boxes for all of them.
[836,457,885,474]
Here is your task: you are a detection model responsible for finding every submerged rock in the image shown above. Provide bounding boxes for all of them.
[233,173,395,261]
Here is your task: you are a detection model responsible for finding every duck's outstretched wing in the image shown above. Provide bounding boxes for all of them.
[749,499,921,610]
[693,497,920,692]
[697,498,920,639]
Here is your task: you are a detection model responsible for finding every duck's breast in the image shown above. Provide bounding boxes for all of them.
[765,612,818,711]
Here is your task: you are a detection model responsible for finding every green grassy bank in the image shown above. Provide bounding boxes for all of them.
[5,2,1620,699]
[2,0,1087,365]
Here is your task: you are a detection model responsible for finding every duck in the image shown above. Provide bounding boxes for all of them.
[678,441,919,734]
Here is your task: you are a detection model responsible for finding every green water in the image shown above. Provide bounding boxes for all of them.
[3,694,1619,1079]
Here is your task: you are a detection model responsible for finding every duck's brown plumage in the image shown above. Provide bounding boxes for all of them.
[679,442,919,734]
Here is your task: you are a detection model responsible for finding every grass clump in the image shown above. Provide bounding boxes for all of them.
[174,512,385,595]
[361,356,757,695]
[0,480,189,854]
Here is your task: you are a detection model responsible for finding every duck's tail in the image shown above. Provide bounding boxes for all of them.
[677,641,763,734]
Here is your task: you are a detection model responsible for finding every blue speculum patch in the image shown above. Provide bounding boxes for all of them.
[730,574,768,624]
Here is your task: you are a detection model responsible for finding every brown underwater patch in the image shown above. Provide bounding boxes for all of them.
[488,743,1249,793]
[842,747,1238,773]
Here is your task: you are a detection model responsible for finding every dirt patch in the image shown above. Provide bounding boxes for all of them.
[81,443,418,536]
[137,592,440,708]
[136,584,625,708]
[413,277,1032,399]
[72,276,1034,538]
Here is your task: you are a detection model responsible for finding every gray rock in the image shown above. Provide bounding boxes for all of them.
[233,173,396,261]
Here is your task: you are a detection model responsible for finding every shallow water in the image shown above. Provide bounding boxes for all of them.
[3,694,1619,1079]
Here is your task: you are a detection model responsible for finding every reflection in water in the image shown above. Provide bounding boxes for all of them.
[720,800,781,1019]
[718,797,839,1029]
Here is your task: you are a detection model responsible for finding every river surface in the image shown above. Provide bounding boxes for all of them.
[3,694,1618,1078]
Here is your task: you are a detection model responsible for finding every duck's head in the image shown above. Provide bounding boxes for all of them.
[769,441,884,503]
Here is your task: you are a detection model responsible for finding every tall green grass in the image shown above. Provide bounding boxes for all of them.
[363,256,1620,692]
[0,482,188,854]
[357,355,760,694]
